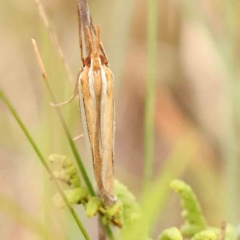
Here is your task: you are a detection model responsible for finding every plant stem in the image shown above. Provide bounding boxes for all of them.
[31,39,115,239]
[32,39,94,196]
[144,0,158,191]
[46,80,95,196]
[77,0,91,55]
[220,0,239,224]
[0,90,90,240]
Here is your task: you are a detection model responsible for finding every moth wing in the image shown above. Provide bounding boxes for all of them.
[100,66,115,197]
[78,69,96,167]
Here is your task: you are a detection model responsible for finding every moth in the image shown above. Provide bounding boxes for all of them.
[52,25,116,206]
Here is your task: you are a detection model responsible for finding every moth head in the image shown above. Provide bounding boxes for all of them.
[85,25,107,68]
[84,55,107,67]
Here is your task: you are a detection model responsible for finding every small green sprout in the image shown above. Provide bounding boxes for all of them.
[191,229,218,240]
[170,180,206,236]
[158,227,183,240]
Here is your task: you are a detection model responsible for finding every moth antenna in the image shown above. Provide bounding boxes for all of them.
[90,18,109,64]
[77,5,84,65]
[85,26,93,54]
[95,25,100,53]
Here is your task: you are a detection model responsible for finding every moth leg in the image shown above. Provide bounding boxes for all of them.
[50,76,79,107]
[73,134,84,141]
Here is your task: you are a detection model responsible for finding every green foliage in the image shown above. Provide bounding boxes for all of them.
[113,181,149,240]
[158,228,183,240]
[46,154,240,240]
[114,179,141,222]
[119,213,151,240]
[224,225,239,240]
[0,91,90,239]
[49,154,125,227]
[191,229,218,240]
[85,197,102,217]
[170,180,207,237]
[49,154,81,188]
[171,180,239,240]
[208,225,239,240]
[53,188,89,208]
[49,154,89,208]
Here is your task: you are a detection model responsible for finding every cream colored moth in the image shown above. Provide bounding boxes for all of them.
[52,25,116,206]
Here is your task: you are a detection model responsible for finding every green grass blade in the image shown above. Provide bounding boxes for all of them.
[0,89,90,240]
[32,39,114,240]
[119,134,196,239]
[44,73,114,240]
[219,0,239,224]
[44,81,95,196]
[144,0,158,190]
[142,135,196,228]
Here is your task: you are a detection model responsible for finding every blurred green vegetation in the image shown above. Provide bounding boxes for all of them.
[0,0,240,239]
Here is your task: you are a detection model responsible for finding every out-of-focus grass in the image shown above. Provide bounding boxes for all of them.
[0,90,90,240]
[144,0,158,191]
[1,0,240,239]
[33,10,115,238]
[118,133,197,239]
[0,194,46,238]
[32,39,94,195]
[142,133,197,231]
[179,0,240,225]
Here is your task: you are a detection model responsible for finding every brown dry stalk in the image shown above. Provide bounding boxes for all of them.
[220,221,226,240]
[77,0,91,55]
[31,39,48,81]
[32,39,122,229]
[77,2,109,64]
[31,39,57,99]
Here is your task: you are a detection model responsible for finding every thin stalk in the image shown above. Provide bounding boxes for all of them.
[77,0,91,55]
[50,97,95,196]
[31,39,94,196]
[33,0,95,194]
[46,79,95,195]
[33,0,94,195]
[221,53,239,225]
[31,40,115,239]
[0,90,90,240]
[220,0,239,224]
[144,0,158,190]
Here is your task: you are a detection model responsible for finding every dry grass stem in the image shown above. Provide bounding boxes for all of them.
[220,221,226,240]
[31,39,48,80]
[31,39,119,236]
[77,0,91,55]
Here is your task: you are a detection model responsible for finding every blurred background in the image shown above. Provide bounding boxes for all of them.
[0,0,240,239]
